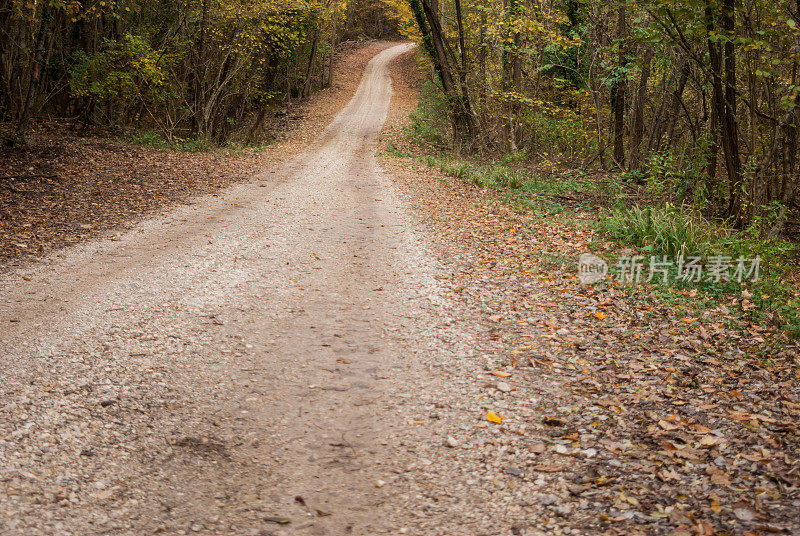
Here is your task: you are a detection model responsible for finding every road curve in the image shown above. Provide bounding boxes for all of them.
[0,43,446,535]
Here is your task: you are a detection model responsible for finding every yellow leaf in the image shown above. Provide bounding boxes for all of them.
[592,311,608,320]
[487,411,504,424]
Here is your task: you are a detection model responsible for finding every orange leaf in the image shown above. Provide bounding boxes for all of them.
[487,411,504,424]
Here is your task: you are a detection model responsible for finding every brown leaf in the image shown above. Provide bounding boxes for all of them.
[531,462,565,473]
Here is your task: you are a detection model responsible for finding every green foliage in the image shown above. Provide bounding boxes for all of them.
[1,0,384,142]
[69,33,170,108]
[600,204,720,258]
[406,81,451,148]
[127,130,168,149]
[601,203,800,336]
[525,108,596,162]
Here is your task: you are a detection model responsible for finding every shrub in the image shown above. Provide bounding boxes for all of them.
[70,33,171,111]
[407,81,451,149]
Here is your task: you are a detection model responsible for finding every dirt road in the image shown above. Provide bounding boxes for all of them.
[0,43,464,535]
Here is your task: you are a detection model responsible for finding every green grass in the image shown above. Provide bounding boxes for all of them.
[600,203,800,337]
[600,204,720,258]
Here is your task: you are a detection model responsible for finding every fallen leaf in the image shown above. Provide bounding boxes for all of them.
[487,411,504,424]
[733,507,756,521]
[265,516,291,524]
[532,462,565,473]
[543,416,566,426]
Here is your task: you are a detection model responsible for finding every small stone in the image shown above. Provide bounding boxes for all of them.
[530,442,546,454]
[445,436,459,448]
[539,494,559,506]
[554,505,573,517]
[505,466,524,477]
[190,523,203,532]
[497,382,511,393]
[375,479,386,488]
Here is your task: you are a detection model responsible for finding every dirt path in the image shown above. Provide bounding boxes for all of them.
[0,43,459,535]
[0,41,401,271]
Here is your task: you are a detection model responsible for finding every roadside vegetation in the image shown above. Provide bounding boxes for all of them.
[0,0,401,145]
[385,0,800,338]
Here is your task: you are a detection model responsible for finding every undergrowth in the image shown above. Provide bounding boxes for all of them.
[388,89,800,338]
[600,204,800,336]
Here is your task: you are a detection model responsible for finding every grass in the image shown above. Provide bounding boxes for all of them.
[600,203,800,337]
[123,129,275,155]
[384,147,587,216]
[600,204,721,258]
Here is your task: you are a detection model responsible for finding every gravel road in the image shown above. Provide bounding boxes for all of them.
[0,43,476,535]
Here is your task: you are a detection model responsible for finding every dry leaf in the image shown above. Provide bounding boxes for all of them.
[486,411,504,424]
[733,508,756,521]
[532,462,565,473]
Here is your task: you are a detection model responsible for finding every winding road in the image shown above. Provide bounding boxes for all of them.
[0,43,452,535]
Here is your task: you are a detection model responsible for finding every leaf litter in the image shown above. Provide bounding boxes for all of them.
[380,51,800,534]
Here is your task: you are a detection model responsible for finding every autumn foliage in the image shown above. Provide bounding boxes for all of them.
[0,0,400,143]
[404,0,800,232]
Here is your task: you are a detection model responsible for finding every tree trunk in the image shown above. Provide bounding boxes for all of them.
[611,5,627,169]
[302,27,320,99]
[478,8,487,143]
[721,0,742,221]
[663,62,690,146]
[411,0,474,144]
[707,0,742,221]
[502,0,522,152]
[193,0,211,135]
[629,45,653,169]
[16,5,51,136]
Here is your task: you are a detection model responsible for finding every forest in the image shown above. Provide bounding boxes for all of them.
[398,0,800,236]
[1,0,799,255]
[0,0,399,143]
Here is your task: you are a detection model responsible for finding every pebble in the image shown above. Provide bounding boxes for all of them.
[555,505,573,517]
[497,382,511,393]
[504,466,524,477]
[539,494,559,506]
[445,436,459,448]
